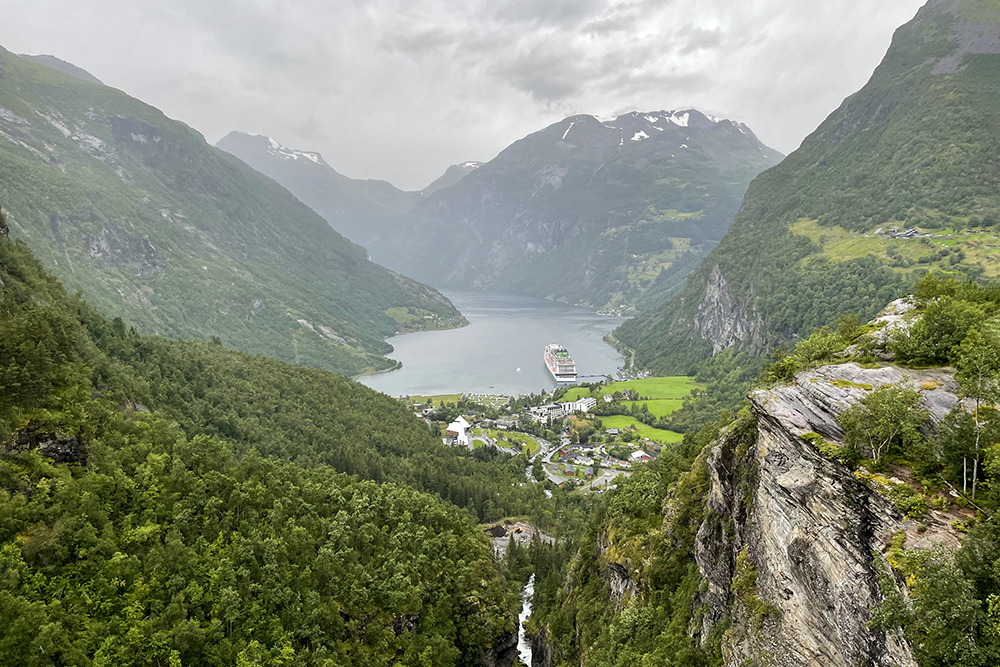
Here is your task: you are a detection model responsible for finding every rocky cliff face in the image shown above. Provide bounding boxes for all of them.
[695,361,963,666]
[481,631,517,667]
[686,265,765,355]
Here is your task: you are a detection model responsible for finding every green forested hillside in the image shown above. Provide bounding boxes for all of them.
[0,47,465,377]
[617,0,1000,373]
[0,226,530,665]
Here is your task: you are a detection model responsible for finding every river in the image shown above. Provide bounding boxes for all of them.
[360,290,627,397]
[518,575,535,665]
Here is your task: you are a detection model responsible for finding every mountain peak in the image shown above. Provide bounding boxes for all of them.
[221,131,328,167]
[552,109,759,147]
[419,161,482,196]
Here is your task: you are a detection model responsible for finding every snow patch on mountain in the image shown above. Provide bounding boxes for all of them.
[231,131,328,166]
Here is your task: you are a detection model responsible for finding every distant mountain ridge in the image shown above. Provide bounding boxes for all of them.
[0,47,466,377]
[420,160,482,197]
[216,131,424,249]
[616,0,1000,374]
[366,109,783,311]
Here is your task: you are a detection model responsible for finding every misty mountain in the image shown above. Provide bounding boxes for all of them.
[419,160,482,197]
[369,109,783,311]
[615,0,1000,374]
[0,47,466,377]
[216,131,422,248]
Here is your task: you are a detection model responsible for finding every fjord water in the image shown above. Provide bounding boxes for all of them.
[360,290,626,397]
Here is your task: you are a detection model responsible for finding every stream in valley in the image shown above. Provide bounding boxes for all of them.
[518,574,535,665]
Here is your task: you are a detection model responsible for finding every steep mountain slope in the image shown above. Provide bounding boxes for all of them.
[420,160,482,197]
[617,0,1000,373]
[0,47,465,377]
[369,110,783,311]
[216,131,423,248]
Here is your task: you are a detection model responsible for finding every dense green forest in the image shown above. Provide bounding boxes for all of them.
[0,232,548,526]
[0,222,541,665]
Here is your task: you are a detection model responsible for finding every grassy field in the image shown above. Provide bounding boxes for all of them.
[471,428,541,456]
[562,376,700,403]
[791,219,1000,277]
[490,430,541,456]
[404,393,466,405]
[561,376,697,443]
[601,415,684,443]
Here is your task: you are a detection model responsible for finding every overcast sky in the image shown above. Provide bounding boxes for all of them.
[1,0,925,190]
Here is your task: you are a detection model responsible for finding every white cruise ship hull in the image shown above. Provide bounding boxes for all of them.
[545,358,577,383]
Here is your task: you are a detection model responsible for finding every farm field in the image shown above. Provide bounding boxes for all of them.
[601,415,684,443]
[563,376,699,403]
[489,430,541,456]
[406,393,465,406]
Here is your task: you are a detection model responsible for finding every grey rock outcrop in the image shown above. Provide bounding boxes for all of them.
[696,385,917,666]
[480,630,517,667]
[754,362,961,439]
[602,562,640,609]
[693,360,968,667]
[689,265,765,355]
[5,430,87,465]
[527,625,556,667]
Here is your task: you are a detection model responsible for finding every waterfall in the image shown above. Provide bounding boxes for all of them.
[517,574,535,665]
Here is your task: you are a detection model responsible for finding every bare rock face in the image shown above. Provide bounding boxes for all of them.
[753,362,961,440]
[688,265,765,355]
[602,562,640,609]
[87,221,161,277]
[527,625,556,667]
[691,361,969,667]
[5,429,87,465]
[480,631,517,667]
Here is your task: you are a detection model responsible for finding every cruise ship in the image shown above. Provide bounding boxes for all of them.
[544,343,578,383]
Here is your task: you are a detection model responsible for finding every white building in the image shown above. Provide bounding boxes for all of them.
[558,397,598,415]
[446,416,473,449]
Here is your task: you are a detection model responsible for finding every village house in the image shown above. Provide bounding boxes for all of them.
[445,416,472,449]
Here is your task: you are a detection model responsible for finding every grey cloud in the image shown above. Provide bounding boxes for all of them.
[492,0,609,27]
[491,43,588,102]
[0,0,926,189]
[582,8,641,34]
[681,27,724,54]
[382,27,458,56]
